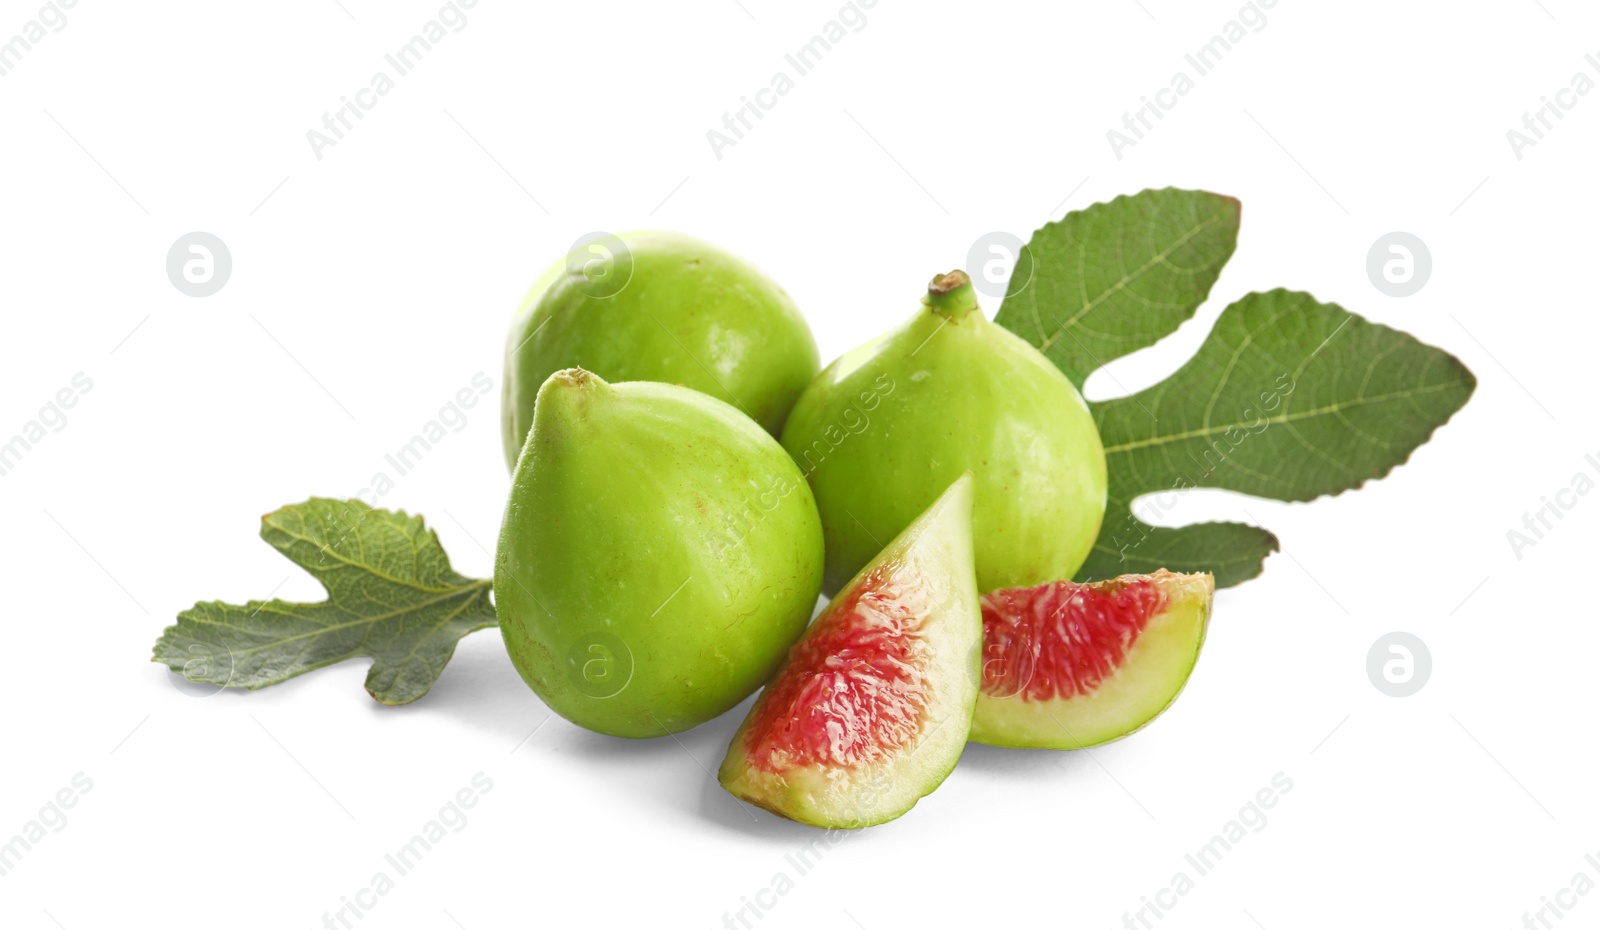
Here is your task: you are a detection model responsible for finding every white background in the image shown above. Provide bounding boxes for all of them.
[1,1,1595,928]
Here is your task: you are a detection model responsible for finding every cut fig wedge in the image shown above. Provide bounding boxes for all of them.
[718,475,982,828]
[971,570,1213,749]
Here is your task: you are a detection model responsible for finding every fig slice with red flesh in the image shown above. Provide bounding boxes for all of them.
[971,570,1213,749]
[718,475,982,829]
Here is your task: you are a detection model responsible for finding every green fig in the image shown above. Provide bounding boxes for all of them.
[780,269,1107,595]
[501,232,820,470]
[718,474,982,828]
[974,570,1213,749]
[495,369,825,738]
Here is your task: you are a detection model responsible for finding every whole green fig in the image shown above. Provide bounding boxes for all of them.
[780,270,1107,595]
[501,232,820,470]
[496,369,824,738]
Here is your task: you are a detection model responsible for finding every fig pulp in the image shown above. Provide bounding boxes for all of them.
[495,369,824,738]
[501,231,820,469]
[780,270,1107,595]
[718,475,982,828]
[972,570,1213,749]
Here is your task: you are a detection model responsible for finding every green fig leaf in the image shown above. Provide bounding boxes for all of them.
[1075,289,1477,587]
[153,499,496,704]
[995,187,1240,388]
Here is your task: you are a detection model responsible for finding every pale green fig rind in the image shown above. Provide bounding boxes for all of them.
[495,370,825,738]
[969,570,1213,749]
[781,300,1107,595]
[502,231,820,469]
[718,475,982,829]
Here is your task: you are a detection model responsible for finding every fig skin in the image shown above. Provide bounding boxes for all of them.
[495,369,825,738]
[780,270,1107,595]
[501,231,820,470]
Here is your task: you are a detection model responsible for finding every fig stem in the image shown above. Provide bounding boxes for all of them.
[551,367,603,389]
[923,270,980,320]
[537,367,611,411]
